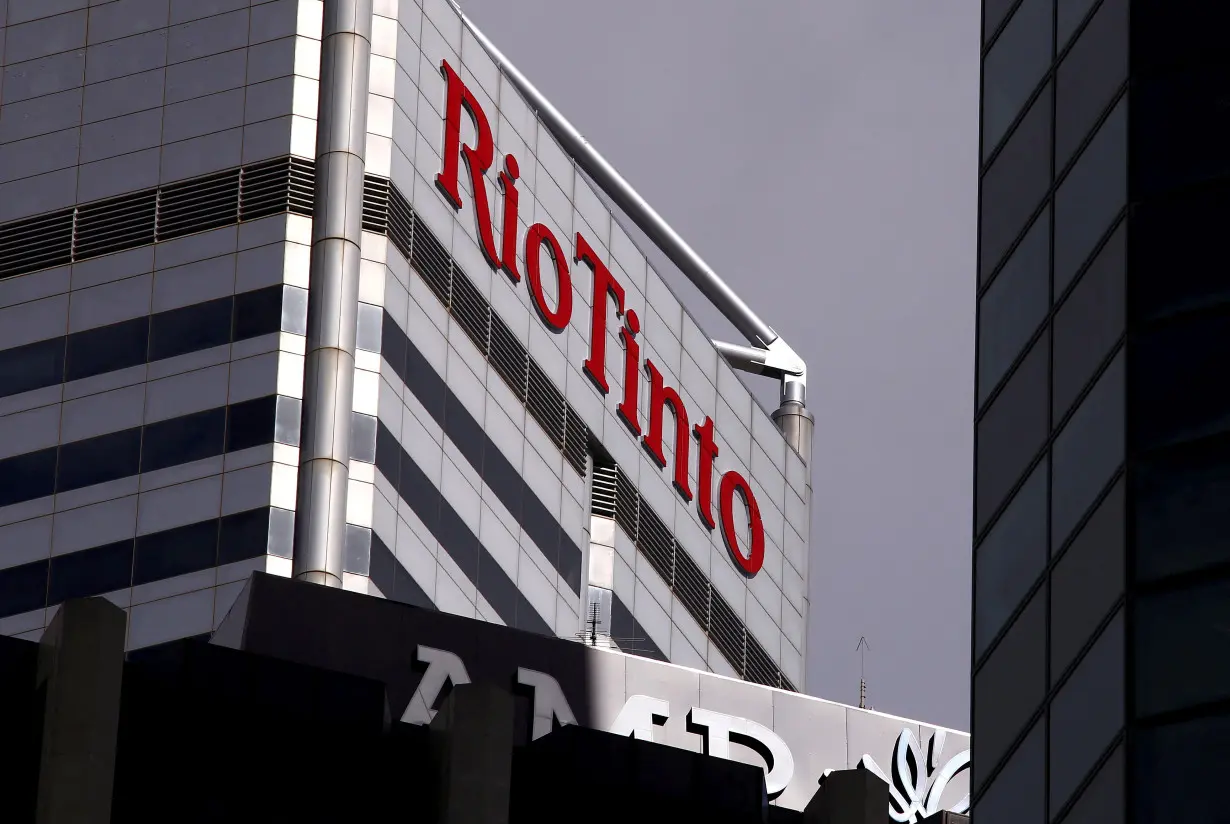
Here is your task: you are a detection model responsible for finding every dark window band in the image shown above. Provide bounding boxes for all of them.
[0,507,276,620]
[374,420,553,637]
[2,283,300,401]
[0,397,378,509]
[381,311,583,595]
[368,531,435,611]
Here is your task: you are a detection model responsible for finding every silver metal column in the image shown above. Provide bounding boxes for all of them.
[291,0,373,588]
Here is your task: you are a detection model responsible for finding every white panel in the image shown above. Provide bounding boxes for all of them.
[136,476,222,535]
[221,464,274,516]
[50,495,137,557]
[127,587,215,650]
[0,515,53,569]
[60,383,146,442]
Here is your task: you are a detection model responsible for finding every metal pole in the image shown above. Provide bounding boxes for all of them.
[291,0,373,587]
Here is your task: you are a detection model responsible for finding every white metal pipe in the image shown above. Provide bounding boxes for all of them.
[450,2,781,351]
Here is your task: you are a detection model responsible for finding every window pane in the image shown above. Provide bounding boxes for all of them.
[1133,62,1230,198]
[133,519,219,586]
[976,335,1050,530]
[978,212,1050,405]
[1132,309,1230,452]
[1050,609,1124,810]
[984,0,1021,42]
[233,285,283,341]
[1136,437,1230,582]
[1054,99,1126,292]
[1059,743,1123,824]
[1055,0,1127,167]
[140,407,226,473]
[0,448,56,507]
[1131,183,1230,324]
[65,317,148,382]
[274,395,301,447]
[980,86,1053,279]
[0,559,49,619]
[149,296,232,362]
[976,458,1047,656]
[1136,711,1230,823]
[973,718,1044,823]
[1051,478,1124,679]
[356,302,383,353]
[974,587,1047,781]
[982,0,1052,159]
[57,428,142,493]
[351,412,377,464]
[0,336,65,399]
[1053,221,1124,420]
[344,523,371,575]
[282,285,309,336]
[47,539,134,605]
[1057,0,1096,47]
[219,507,271,566]
[1136,576,1230,718]
[1052,349,1123,545]
[226,395,277,453]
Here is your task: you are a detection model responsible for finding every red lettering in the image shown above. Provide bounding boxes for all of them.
[719,471,765,576]
[693,417,719,530]
[435,60,500,270]
[525,223,573,332]
[498,155,521,283]
[642,359,693,501]
[576,232,624,394]
[617,310,641,435]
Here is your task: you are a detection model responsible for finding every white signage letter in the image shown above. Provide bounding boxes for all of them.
[401,645,471,725]
[609,695,670,742]
[517,667,577,740]
[686,707,796,798]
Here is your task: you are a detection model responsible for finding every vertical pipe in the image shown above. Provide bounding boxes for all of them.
[291,0,373,588]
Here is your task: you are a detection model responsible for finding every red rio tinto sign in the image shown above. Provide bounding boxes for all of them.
[434,60,765,577]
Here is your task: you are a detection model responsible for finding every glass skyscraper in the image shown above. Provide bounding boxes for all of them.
[973,0,1230,821]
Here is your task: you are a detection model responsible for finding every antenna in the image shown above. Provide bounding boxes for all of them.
[573,601,650,654]
[856,636,870,709]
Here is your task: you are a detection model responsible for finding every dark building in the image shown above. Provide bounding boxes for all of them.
[974,0,1230,821]
[0,588,965,824]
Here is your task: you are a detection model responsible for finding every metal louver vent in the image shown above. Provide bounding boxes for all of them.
[527,361,566,448]
[0,208,74,278]
[74,190,157,259]
[410,212,451,304]
[362,174,390,234]
[157,168,241,241]
[241,156,314,222]
[746,635,782,689]
[387,184,414,259]
[636,503,675,584]
[489,313,528,396]
[710,596,747,675]
[614,470,639,538]
[563,408,589,475]
[673,551,711,631]
[591,464,617,518]
[450,268,490,353]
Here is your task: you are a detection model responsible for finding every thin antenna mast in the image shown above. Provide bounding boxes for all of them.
[856,636,870,709]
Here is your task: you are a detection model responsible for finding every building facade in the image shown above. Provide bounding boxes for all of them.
[974,0,1229,820]
[0,0,810,690]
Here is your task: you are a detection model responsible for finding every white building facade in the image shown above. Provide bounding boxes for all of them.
[0,0,810,690]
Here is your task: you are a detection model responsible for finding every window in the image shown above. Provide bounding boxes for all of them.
[0,336,65,398]
[47,539,134,605]
[974,588,1047,779]
[1051,478,1124,679]
[0,559,48,619]
[226,395,277,453]
[141,407,227,473]
[1054,99,1126,293]
[274,396,301,447]
[1051,349,1123,545]
[979,212,1050,405]
[1136,576,1230,718]
[219,507,271,565]
[57,428,142,493]
[0,448,56,507]
[973,718,1044,824]
[269,507,295,559]
[133,519,219,585]
[980,86,1053,280]
[1135,437,1230,582]
[1059,743,1123,824]
[281,285,309,336]
[1056,0,1097,48]
[344,524,371,575]
[356,302,383,353]
[1049,609,1124,810]
[1136,711,1230,823]
[1052,221,1124,420]
[984,0,1021,43]
[1055,0,1128,167]
[982,0,1052,159]
[1132,309,1230,452]
[233,285,283,341]
[1133,63,1230,198]
[351,412,377,464]
[65,317,148,382]
[148,295,232,362]
[976,458,1047,656]
[976,336,1049,530]
[1130,183,1230,324]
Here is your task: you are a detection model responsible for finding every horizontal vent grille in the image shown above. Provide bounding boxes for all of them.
[591,465,617,518]
[0,156,319,281]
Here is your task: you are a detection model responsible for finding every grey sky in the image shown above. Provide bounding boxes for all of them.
[459,0,979,730]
